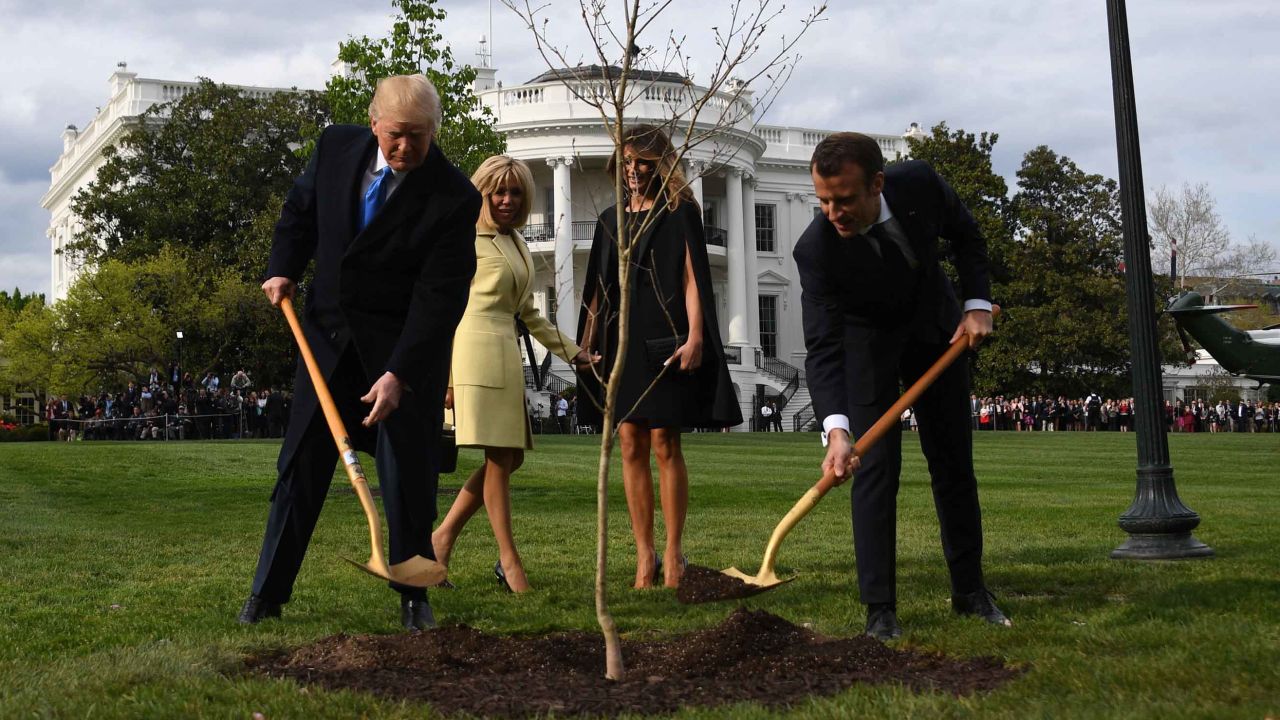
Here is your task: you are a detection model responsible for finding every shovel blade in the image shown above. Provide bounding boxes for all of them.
[344,554,449,588]
[722,566,793,590]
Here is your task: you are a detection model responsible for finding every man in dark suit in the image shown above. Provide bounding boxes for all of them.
[238,74,480,630]
[793,132,1008,640]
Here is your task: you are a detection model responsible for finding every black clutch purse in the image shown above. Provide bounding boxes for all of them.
[643,333,687,373]
[439,416,458,474]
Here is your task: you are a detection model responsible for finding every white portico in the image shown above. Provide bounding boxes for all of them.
[474,64,925,428]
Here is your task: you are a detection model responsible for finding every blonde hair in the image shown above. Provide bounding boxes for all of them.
[604,124,695,211]
[471,155,535,232]
[368,74,442,136]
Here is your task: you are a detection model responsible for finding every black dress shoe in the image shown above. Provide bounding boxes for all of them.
[864,603,902,641]
[237,595,281,624]
[494,561,512,593]
[952,588,1012,627]
[400,595,436,631]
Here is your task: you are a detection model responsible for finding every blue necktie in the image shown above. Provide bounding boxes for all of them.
[361,166,393,232]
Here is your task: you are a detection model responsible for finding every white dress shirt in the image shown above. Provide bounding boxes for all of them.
[359,148,407,204]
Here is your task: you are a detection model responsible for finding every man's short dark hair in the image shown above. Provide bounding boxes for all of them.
[810,132,885,184]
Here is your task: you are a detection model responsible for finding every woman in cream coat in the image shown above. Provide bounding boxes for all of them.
[433,155,595,593]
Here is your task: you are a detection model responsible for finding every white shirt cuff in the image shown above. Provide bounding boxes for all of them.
[820,414,850,447]
[963,299,993,313]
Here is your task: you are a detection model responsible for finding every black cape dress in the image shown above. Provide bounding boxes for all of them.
[574,200,742,429]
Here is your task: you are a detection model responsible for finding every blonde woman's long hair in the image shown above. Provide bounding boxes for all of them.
[470,155,536,232]
[605,124,696,211]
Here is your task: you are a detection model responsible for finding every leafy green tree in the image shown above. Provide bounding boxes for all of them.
[326,0,505,174]
[984,146,1136,398]
[2,251,292,396]
[0,301,55,397]
[65,80,327,280]
[0,288,46,313]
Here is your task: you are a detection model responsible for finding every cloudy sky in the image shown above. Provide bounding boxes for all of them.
[2,0,1277,297]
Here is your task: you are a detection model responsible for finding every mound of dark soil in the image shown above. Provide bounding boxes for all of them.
[675,563,780,604]
[247,608,1023,717]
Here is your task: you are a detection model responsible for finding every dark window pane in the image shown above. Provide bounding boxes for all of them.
[755,203,776,253]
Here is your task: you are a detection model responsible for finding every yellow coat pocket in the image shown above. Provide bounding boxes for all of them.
[453,330,509,388]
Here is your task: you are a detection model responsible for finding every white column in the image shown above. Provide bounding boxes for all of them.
[548,156,577,338]
[725,168,748,350]
[689,160,705,211]
[743,174,760,352]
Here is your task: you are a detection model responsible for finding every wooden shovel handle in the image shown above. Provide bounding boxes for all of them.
[279,296,388,567]
[811,305,1001,497]
[280,297,353,452]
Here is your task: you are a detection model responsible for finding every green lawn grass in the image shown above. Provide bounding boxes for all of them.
[0,431,1277,718]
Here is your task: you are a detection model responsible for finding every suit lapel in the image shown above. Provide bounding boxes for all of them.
[340,134,378,248]
[880,183,926,254]
[491,230,533,304]
[346,143,445,257]
[511,231,535,304]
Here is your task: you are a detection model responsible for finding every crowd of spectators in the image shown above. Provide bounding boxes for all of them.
[43,364,292,441]
[967,393,1280,433]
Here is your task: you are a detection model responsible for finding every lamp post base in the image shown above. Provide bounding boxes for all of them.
[1111,532,1214,560]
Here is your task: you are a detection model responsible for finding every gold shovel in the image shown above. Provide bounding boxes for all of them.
[280,296,446,588]
[722,306,1000,592]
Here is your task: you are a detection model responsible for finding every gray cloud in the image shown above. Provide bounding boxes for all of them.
[2,0,1278,298]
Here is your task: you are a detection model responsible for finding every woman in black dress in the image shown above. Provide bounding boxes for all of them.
[576,125,741,588]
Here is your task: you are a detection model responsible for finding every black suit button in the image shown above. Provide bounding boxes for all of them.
[329,331,338,341]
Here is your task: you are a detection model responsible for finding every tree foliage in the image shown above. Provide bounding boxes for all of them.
[987,146,1185,398]
[0,301,54,396]
[908,131,1185,398]
[0,288,45,314]
[326,0,505,174]
[0,251,292,396]
[66,80,327,281]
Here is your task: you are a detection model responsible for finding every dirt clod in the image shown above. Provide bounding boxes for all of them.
[676,563,778,604]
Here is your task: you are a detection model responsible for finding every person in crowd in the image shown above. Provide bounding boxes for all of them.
[555,393,570,435]
[576,124,741,588]
[794,131,1007,641]
[238,73,480,631]
[759,400,774,431]
[231,368,253,396]
[432,155,597,593]
[771,399,784,431]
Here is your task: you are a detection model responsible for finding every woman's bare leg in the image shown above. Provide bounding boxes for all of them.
[482,447,531,592]
[652,427,688,588]
[431,463,485,568]
[619,421,657,588]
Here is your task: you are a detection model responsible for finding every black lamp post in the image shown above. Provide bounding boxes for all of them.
[176,330,184,386]
[1106,0,1212,559]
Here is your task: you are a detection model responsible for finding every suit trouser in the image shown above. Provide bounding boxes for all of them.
[848,339,984,606]
[250,348,438,604]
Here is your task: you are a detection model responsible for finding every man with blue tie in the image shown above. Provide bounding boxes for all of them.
[794,132,1008,641]
[238,74,480,630]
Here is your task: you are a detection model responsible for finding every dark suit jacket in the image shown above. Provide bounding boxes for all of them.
[794,160,990,419]
[266,124,480,471]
